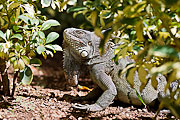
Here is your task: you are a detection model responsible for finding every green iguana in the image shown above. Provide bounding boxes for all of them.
[63,28,178,112]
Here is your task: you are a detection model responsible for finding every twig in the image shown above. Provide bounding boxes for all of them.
[11,71,18,97]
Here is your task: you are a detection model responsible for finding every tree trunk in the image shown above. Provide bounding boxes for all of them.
[11,71,18,97]
[2,71,10,96]
[0,59,10,96]
[0,74,2,93]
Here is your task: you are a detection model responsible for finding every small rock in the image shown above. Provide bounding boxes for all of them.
[0,115,3,119]
[40,104,46,107]
[50,106,56,109]
[78,117,83,120]
[142,108,148,112]
[160,109,170,114]
[138,109,142,112]
[125,113,129,117]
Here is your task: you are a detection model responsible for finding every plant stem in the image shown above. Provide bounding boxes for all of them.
[2,71,10,96]
[11,71,18,97]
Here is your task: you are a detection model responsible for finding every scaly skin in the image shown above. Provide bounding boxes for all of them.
[63,28,176,112]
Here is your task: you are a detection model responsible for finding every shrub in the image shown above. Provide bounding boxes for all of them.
[0,0,63,96]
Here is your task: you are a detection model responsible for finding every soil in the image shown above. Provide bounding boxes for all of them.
[0,53,176,120]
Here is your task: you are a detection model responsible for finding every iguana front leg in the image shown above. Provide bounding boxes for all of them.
[63,46,80,86]
[73,64,117,111]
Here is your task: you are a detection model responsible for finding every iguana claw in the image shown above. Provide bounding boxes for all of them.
[72,103,103,112]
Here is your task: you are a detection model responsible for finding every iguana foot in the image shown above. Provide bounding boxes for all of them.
[72,103,103,112]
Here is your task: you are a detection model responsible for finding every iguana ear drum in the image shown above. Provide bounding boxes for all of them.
[80,50,88,57]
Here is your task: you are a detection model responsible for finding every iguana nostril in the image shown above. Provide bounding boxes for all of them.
[64,29,67,33]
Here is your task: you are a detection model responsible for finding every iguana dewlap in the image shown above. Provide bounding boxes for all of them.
[63,28,174,112]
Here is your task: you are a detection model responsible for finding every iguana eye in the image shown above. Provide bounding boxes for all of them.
[80,50,88,57]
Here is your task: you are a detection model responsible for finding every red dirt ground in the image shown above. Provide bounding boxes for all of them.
[0,53,175,119]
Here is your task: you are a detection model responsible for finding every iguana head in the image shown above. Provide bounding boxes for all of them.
[63,28,99,59]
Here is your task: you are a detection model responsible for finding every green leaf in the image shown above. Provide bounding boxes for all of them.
[126,67,137,88]
[9,52,15,57]
[159,32,170,39]
[32,32,38,40]
[138,65,148,92]
[151,62,173,74]
[5,29,11,40]
[11,34,23,40]
[134,88,146,106]
[21,56,30,65]
[45,44,62,51]
[15,7,20,23]
[51,0,56,9]
[45,44,54,50]
[46,50,54,57]
[151,74,158,90]
[100,17,105,27]
[120,63,136,75]
[18,14,30,24]
[46,32,59,44]
[15,42,21,52]
[135,21,144,42]
[18,59,25,70]
[67,6,87,13]
[121,17,140,25]
[41,20,60,31]
[0,44,2,50]
[150,46,179,58]
[165,71,177,92]
[9,3,20,10]
[51,44,62,51]
[20,66,33,85]
[123,1,146,18]
[13,26,19,31]
[0,30,6,40]
[100,10,112,19]
[91,11,97,27]
[10,57,16,63]
[30,58,42,66]
[13,60,19,70]
[38,31,45,39]
[67,0,77,5]
[37,45,46,54]
[31,18,39,25]
[83,1,92,6]
[41,0,51,7]
[99,28,112,54]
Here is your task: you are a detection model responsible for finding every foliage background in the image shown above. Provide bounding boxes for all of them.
[66,0,180,117]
